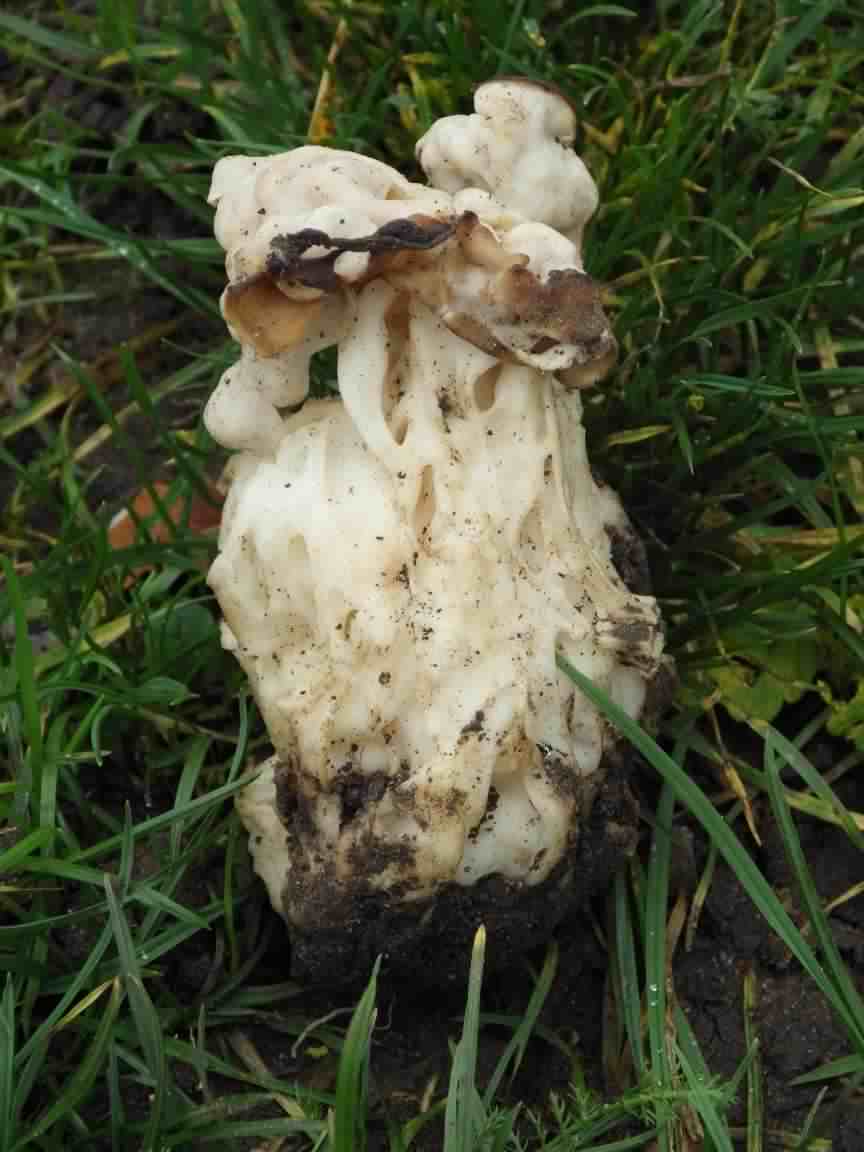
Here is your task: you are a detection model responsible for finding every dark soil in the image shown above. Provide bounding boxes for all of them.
[268,750,639,988]
[675,766,864,1133]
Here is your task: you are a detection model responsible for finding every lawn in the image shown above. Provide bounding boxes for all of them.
[1,1,863,1149]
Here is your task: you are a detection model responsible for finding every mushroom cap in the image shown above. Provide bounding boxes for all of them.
[474,75,577,143]
[207,75,617,462]
[415,76,598,246]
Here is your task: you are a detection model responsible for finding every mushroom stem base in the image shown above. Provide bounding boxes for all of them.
[275,756,639,985]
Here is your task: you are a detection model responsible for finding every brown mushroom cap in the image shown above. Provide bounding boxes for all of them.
[223,209,615,382]
[222,278,322,357]
[221,214,465,358]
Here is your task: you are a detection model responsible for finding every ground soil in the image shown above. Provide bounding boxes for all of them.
[676,776,864,1134]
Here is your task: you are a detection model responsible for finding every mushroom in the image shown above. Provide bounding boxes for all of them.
[416,77,599,248]
[206,79,669,979]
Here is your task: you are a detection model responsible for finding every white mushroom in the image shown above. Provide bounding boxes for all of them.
[416,77,599,250]
[205,79,667,974]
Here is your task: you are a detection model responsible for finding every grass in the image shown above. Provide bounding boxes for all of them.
[1,0,863,1147]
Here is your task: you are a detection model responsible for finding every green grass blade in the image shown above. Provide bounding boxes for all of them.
[674,1007,735,1152]
[762,741,864,1052]
[0,829,53,874]
[614,867,645,1082]
[743,966,763,1152]
[12,978,122,1151]
[68,773,253,865]
[130,884,211,932]
[170,735,209,859]
[159,1117,323,1146]
[16,921,114,1064]
[444,925,486,1152]
[2,558,43,828]
[0,165,216,314]
[0,977,15,1151]
[755,721,864,853]
[332,957,381,1152]
[644,783,674,1150]
[483,940,557,1107]
[0,12,99,57]
[103,876,169,1143]
[791,1055,864,1086]
[557,657,856,1042]
[13,1029,49,1134]
[107,1041,124,1152]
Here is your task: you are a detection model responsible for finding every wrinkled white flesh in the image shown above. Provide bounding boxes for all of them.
[417,79,598,247]
[206,81,664,919]
[210,287,661,905]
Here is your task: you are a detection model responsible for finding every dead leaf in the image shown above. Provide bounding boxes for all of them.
[108,478,223,585]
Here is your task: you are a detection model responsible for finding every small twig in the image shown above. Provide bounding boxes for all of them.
[229,1029,308,1135]
[307,15,349,143]
[290,1006,355,1058]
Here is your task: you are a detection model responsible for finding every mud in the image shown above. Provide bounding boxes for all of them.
[675,767,864,1134]
[283,757,639,986]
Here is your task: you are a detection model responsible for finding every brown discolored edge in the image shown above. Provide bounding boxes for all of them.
[442,311,511,360]
[642,656,678,733]
[558,339,618,389]
[265,213,466,293]
[507,266,609,345]
[223,213,471,355]
[223,276,321,357]
[225,209,616,373]
[605,521,653,596]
